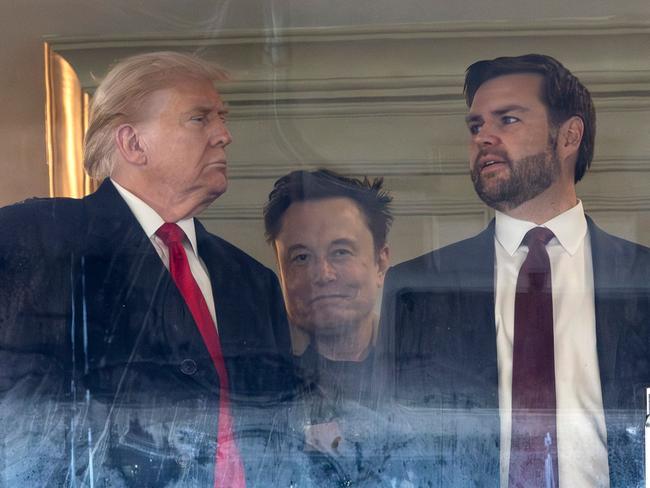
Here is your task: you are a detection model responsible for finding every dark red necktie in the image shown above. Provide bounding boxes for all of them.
[156,223,246,488]
[509,227,558,488]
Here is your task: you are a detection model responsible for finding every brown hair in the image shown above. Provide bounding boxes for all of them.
[464,54,595,182]
[264,169,393,252]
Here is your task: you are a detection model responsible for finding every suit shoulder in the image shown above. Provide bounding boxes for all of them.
[196,224,277,278]
[605,233,650,258]
[387,227,492,287]
[588,219,650,265]
[0,196,82,219]
[0,196,83,247]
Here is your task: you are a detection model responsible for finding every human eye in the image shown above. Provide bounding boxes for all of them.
[501,115,520,125]
[190,113,208,124]
[468,123,481,135]
[331,247,353,259]
[290,252,310,264]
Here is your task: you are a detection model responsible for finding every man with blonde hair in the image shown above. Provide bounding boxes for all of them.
[0,51,295,487]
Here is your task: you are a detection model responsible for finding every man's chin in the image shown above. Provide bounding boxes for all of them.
[294,313,360,337]
[473,178,518,210]
[201,180,228,206]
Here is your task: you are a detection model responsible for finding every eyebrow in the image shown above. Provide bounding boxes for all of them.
[190,103,229,115]
[331,238,356,247]
[286,244,309,255]
[465,104,529,124]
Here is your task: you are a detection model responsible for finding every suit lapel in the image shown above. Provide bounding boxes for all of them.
[82,180,170,329]
[456,220,499,400]
[589,216,623,406]
[587,216,650,487]
[81,180,216,380]
[194,221,254,357]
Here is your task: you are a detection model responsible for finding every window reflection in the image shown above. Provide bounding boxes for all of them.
[1,11,650,487]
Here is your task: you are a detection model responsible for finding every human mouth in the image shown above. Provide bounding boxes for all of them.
[206,160,227,171]
[309,294,350,305]
[476,154,509,172]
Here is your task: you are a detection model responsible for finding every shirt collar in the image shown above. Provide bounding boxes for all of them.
[111,179,199,255]
[495,200,587,256]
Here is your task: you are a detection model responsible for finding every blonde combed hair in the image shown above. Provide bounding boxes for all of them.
[84,51,227,180]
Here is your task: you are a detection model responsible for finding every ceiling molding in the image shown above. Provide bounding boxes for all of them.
[200,194,650,221]
[228,99,465,119]
[227,159,468,178]
[200,205,263,220]
[591,157,650,172]
[581,195,650,212]
[46,18,650,48]
[392,200,487,216]
[226,95,650,119]
[223,71,650,97]
[49,19,650,108]
[201,198,489,220]
[225,156,650,179]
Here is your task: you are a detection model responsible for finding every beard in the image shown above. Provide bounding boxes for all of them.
[471,136,561,212]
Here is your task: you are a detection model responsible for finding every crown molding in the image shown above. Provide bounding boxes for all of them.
[200,204,263,220]
[46,18,650,49]
[225,94,650,119]
[227,159,468,178]
[48,19,650,110]
[200,193,650,221]
[591,157,650,172]
[225,156,649,179]
[223,73,650,99]
[200,198,489,220]
[581,195,650,212]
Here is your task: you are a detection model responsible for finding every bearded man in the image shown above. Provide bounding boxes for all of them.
[381,54,650,488]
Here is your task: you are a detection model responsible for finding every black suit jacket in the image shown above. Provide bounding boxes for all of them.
[380,216,650,487]
[0,180,301,486]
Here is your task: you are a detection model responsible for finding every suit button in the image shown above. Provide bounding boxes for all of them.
[180,358,197,375]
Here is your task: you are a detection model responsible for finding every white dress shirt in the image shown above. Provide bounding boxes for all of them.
[494,201,609,487]
[111,179,218,328]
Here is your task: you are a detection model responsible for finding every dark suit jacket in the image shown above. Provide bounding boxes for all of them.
[380,216,650,487]
[0,180,302,487]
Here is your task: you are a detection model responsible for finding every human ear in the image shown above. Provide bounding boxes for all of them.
[115,124,146,166]
[562,116,584,150]
[376,244,390,287]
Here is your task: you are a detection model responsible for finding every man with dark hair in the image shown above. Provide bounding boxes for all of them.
[0,51,295,486]
[264,169,395,483]
[464,53,595,184]
[382,54,650,487]
[264,169,391,397]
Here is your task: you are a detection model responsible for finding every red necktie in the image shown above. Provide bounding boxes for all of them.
[509,227,558,488]
[156,223,246,488]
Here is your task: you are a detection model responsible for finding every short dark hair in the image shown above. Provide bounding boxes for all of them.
[264,169,393,251]
[464,54,595,183]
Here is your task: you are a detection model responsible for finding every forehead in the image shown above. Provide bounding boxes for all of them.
[470,73,545,112]
[276,197,372,245]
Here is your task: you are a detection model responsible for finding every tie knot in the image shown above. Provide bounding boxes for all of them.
[156,222,186,246]
[523,227,554,249]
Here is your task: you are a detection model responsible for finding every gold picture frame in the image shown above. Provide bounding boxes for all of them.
[44,42,97,198]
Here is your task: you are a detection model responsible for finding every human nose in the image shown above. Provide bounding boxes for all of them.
[209,119,232,147]
[313,257,337,285]
[472,120,500,148]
